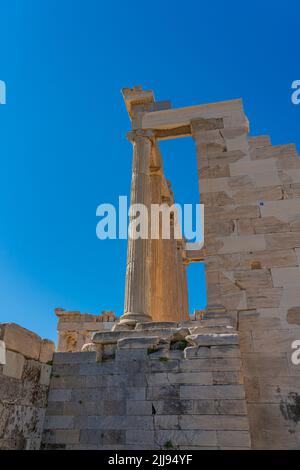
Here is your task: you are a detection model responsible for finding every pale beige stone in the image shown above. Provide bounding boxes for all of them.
[56,310,116,352]
[234,270,273,290]
[260,199,300,223]
[247,288,283,309]
[290,215,300,231]
[222,292,247,310]
[206,254,241,272]
[218,235,266,254]
[205,205,260,221]
[237,219,254,235]
[250,171,282,187]
[198,165,230,179]
[135,322,177,330]
[40,364,52,386]
[253,144,297,160]
[296,248,300,266]
[201,191,234,206]
[233,186,282,205]
[200,176,237,194]
[220,128,249,153]
[238,314,281,331]
[142,99,245,133]
[255,308,281,318]
[191,117,224,132]
[186,333,239,347]
[117,336,160,349]
[3,350,25,379]
[252,329,296,352]
[230,158,277,177]
[204,220,235,236]
[240,250,297,269]
[196,129,224,145]
[252,217,289,234]
[265,232,300,250]
[279,169,300,184]
[248,135,271,149]
[207,150,246,166]
[0,323,41,360]
[0,339,5,365]
[39,339,55,363]
[218,272,239,296]
[276,157,300,170]
[228,175,255,190]
[271,267,300,287]
[279,286,300,308]
[283,183,300,199]
[242,353,289,377]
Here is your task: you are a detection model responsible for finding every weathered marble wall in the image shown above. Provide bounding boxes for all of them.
[0,323,54,449]
[42,317,250,450]
[196,125,300,448]
[2,90,300,450]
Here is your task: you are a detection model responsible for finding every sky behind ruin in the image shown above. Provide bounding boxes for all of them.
[0,0,299,342]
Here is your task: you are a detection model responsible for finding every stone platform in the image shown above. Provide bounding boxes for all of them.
[42,316,251,450]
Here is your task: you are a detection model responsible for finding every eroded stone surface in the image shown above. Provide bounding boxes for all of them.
[0,323,53,450]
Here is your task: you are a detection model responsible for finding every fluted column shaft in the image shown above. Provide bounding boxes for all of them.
[149,172,164,321]
[161,213,178,321]
[120,130,154,325]
[181,258,190,320]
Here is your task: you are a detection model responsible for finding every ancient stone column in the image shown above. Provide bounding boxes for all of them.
[119,130,154,326]
[161,205,180,322]
[181,248,190,320]
[149,169,164,322]
[176,240,189,321]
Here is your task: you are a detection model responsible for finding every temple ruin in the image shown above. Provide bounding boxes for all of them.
[1,86,300,449]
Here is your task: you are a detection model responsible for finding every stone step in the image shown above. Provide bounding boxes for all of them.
[117,336,161,349]
[92,327,189,345]
[135,322,178,330]
[186,333,239,347]
[189,325,235,335]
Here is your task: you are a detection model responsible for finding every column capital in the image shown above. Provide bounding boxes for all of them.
[126,129,155,144]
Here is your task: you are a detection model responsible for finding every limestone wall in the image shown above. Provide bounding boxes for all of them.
[55,309,116,352]
[42,318,251,450]
[0,323,55,449]
[196,125,300,448]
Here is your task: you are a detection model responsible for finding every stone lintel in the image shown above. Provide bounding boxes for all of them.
[191,117,224,133]
[142,99,246,136]
[149,100,171,112]
[154,125,191,140]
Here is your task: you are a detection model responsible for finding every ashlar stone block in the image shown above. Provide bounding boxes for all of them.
[186,333,239,347]
[3,350,25,380]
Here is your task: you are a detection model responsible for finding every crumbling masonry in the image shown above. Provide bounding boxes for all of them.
[1,87,300,449]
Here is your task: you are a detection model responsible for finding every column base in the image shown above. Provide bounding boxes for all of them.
[118,312,152,327]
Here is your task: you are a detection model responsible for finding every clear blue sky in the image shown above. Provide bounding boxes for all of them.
[0,0,299,343]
